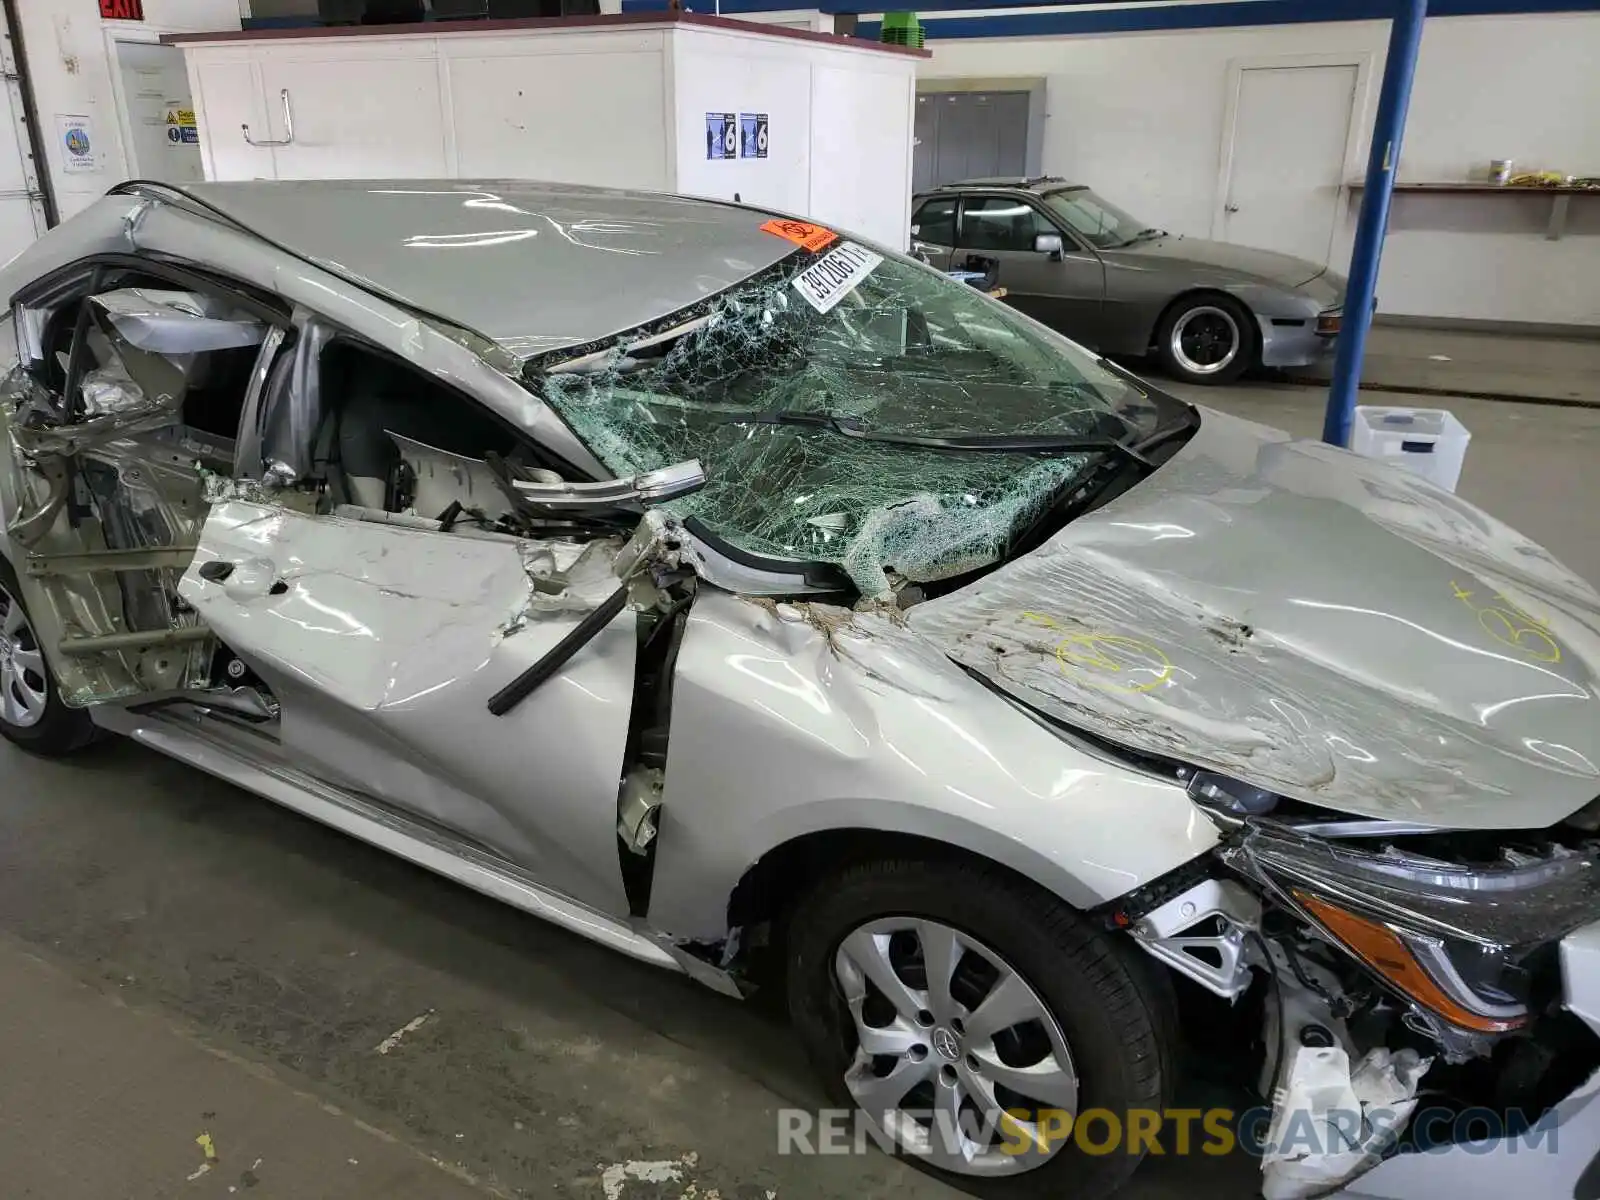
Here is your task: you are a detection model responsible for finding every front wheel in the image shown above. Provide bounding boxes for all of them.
[1156,295,1255,385]
[786,858,1171,1199]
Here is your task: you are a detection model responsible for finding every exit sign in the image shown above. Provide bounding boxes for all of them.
[100,0,145,19]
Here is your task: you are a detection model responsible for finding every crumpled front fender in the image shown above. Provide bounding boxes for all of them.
[645,588,1220,943]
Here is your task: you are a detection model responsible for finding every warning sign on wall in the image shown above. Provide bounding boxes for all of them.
[164,103,199,146]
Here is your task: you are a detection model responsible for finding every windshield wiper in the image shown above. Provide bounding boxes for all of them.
[723,409,1153,467]
[1119,227,1166,247]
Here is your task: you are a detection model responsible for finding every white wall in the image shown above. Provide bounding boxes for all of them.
[672,29,817,217]
[444,28,674,189]
[671,24,915,248]
[18,0,241,221]
[920,12,1600,326]
[808,61,914,246]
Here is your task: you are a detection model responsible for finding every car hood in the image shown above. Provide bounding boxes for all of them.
[1108,235,1328,290]
[908,407,1600,831]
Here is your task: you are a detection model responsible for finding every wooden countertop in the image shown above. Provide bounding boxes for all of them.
[162,10,930,57]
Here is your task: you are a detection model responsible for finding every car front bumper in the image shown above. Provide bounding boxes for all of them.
[1257,313,1340,369]
[1329,919,1600,1199]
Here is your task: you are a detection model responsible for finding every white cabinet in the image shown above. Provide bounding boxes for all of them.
[446,38,672,190]
[173,15,919,250]
[189,58,273,181]
[260,52,449,180]
[186,43,448,182]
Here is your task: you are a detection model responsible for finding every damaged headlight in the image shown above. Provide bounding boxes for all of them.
[1184,768,1278,817]
[1224,821,1600,1037]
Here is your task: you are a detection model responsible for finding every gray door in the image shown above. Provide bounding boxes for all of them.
[111,40,205,185]
[913,92,1029,192]
[956,196,1107,350]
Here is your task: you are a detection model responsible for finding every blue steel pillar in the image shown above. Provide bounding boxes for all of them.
[1323,0,1428,447]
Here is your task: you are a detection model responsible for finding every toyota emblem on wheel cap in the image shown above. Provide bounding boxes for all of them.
[932,1026,960,1060]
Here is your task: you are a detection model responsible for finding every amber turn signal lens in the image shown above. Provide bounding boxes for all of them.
[1295,892,1527,1034]
[1316,312,1342,335]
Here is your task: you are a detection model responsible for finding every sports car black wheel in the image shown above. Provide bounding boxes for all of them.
[1157,295,1255,385]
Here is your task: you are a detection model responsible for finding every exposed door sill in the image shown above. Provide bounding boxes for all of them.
[89,704,684,974]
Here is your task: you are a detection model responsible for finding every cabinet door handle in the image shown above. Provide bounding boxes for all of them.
[242,89,295,147]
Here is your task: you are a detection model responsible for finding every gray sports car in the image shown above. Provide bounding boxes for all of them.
[3,180,1599,1200]
[912,177,1347,384]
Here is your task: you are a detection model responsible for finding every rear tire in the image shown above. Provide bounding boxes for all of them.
[0,556,97,756]
[786,856,1171,1200]
[1156,295,1255,385]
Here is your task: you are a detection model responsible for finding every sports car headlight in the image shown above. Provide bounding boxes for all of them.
[1223,820,1600,1034]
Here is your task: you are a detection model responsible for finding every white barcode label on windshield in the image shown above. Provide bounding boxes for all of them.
[791,241,883,314]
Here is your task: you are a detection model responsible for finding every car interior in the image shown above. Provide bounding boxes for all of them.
[314,338,522,512]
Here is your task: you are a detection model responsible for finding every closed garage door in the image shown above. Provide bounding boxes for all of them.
[0,4,47,267]
[913,91,1030,192]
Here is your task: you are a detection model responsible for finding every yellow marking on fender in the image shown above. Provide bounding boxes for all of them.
[1016,613,1175,693]
[1451,579,1562,664]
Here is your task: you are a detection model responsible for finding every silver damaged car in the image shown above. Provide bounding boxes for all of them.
[3,180,1600,1200]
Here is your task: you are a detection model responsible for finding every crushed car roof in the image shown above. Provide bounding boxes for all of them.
[177,179,800,360]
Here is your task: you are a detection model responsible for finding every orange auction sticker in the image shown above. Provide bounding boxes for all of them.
[759,219,839,252]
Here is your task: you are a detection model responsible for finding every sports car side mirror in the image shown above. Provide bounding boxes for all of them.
[1034,233,1065,261]
[512,459,706,508]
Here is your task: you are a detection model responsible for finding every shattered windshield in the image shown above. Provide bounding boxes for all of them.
[533,238,1151,597]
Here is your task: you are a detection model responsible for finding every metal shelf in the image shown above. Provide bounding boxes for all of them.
[1344,180,1600,240]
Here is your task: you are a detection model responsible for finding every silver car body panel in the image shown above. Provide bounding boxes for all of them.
[910,406,1600,830]
[177,499,640,918]
[1255,311,1336,370]
[176,180,797,361]
[87,701,681,972]
[645,588,1222,942]
[1105,235,1329,291]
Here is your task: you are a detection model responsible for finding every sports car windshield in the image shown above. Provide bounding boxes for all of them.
[534,239,1156,597]
[1040,188,1151,249]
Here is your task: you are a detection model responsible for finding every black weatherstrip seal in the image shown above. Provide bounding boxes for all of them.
[486,583,630,717]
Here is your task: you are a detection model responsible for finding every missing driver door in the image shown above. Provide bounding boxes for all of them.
[2,267,285,707]
[177,501,639,918]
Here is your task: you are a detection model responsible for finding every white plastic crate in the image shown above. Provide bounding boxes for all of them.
[1351,406,1472,493]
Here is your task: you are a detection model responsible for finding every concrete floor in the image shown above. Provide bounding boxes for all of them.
[1287,323,1600,405]
[3,381,1597,1200]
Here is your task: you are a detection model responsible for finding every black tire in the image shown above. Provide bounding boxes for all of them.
[787,857,1171,1200]
[0,556,98,756]
[1155,294,1255,386]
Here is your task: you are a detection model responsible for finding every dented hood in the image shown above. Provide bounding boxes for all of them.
[909,408,1600,830]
